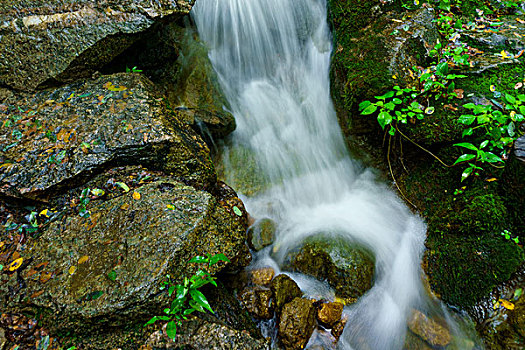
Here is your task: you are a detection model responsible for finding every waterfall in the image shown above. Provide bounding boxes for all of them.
[192,0,478,349]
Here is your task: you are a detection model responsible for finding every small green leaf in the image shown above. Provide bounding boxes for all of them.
[480,140,489,149]
[505,93,517,105]
[458,114,476,125]
[359,101,371,111]
[514,288,523,299]
[115,182,130,192]
[361,104,378,115]
[210,253,230,265]
[233,206,243,216]
[190,289,214,313]
[91,188,105,196]
[107,270,117,281]
[377,111,392,129]
[461,166,474,182]
[484,152,503,163]
[454,142,478,151]
[454,154,476,165]
[144,316,158,326]
[166,320,178,340]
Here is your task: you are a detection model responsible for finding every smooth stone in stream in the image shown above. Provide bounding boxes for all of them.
[278,297,316,350]
[247,218,276,251]
[271,274,302,311]
[317,302,344,328]
[407,310,451,348]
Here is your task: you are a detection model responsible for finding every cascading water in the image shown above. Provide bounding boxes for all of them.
[192,0,481,349]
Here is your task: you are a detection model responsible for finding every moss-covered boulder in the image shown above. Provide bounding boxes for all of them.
[0,173,248,335]
[0,73,215,200]
[287,237,374,301]
[0,0,194,91]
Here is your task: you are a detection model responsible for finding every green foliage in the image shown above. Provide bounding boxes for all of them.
[144,253,230,340]
[454,93,525,181]
[501,229,520,244]
[125,66,143,73]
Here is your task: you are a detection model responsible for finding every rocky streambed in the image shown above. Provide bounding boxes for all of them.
[0,0,524,349]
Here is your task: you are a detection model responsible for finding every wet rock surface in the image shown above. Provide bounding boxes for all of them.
[146,316,270,350]
[249,267,275,287]
[278,297,316,350]
[0,0,194,91]
[407,310,451,348]
[247,218,276,251]
[0,73,215,200]
[239,287,274,320]
[0,173,248,334]
[316,302,344,328]
[289,238,374,301]
[270,274,302,311]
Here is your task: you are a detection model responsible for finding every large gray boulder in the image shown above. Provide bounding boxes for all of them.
[0,172,248,334]
[0,73,215,200]
[0,0,194,91]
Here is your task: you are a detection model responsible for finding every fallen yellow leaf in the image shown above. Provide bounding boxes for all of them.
[40,209,50,217]
[8,257,23,271]
[132,191,141,200]
[78,255,89,264]
[166,204,175,210]
[486,178,497,182]
[499,299,515,310]
[69,266,76,275]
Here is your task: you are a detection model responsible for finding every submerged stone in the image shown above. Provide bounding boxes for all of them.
[288,237,375,301]
[247,218,277,251]
[407,310,451,348]
[0,73,215,200]
[0,178,248,334]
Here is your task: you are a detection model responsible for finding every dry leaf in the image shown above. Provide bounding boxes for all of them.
[8,257,23,271]
[68,266,76,275]
[78,256,89,264]
[132,191,141,200]
[499,299,515,310]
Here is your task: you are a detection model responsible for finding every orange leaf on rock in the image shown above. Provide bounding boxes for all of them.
[132,191,141,200]
[78,255,89,264]
[40,271,53,283]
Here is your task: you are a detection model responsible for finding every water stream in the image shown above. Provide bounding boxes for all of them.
[192,0,480,348]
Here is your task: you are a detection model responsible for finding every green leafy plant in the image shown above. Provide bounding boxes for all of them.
[454,93,525,180]
[501,229,520,245]
[145,253,230,340]
[126,66,143,73]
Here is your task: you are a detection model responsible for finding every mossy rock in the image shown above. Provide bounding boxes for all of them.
[0,174,249,335]
[216,144,271,197]
[286,236,375,301]
[425,233,524,307]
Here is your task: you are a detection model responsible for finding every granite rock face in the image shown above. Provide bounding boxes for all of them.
[0,0,194,91]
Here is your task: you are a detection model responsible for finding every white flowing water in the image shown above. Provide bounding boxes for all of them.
[192,0,479,349]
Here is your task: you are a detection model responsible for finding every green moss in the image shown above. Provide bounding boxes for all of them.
[459,194,508,234]
[457,62,525,97]
[425,233,524,307]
